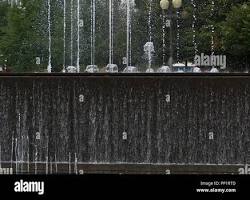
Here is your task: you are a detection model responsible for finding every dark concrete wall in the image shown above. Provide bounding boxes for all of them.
[0,74,249,165]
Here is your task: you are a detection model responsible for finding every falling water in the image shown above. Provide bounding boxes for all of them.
[1,1,249,174]
[211,0,215,56]
[15,138,18,174]
[144,42,154,72]
[68,152,71,174]
[46,156,48,174]
[111,1,114,65]
[21,135,24,173]
[129,15,132,66]
[18,112,21,132]
[11,136,14,169]
[46,136,49,174]
[91,0,96,66]
[70,0,74,66]
[55,154,58,173]
[27,139,29,174]
[191,0,198,56]
[191,0,201,72]
[106,0,118,73]
[126,0,131,67]
[26,135,29,173]
[176,10,180,63]
[109,0,114,64]
[85,0,98,72]
[76,0,80,72]
[35,145,38,174]
[50,157,53,174]
[63,0,66,71]
[158,9,171,72]
[162,11,166,65]
[210,0,217,72]
[74,153,78,174]
[146,0,154,71]
[0,77,250,171]
[17,111,21,173]
[148,0,152,43]
[47,0,52,73]
[123,0,137,72]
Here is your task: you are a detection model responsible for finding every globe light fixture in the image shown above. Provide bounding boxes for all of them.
[160,0,182,10]
[172,0,182,9]
[160,0,170,10]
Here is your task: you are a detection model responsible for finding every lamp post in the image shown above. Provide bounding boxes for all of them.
[160,0,182,72]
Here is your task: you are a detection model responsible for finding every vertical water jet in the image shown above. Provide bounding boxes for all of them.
[47,0,52,72]
[106,0,118,73]
[86,0,99,73]
[91,0,96,66]
[63,0,66,72]
[76,0,80,72]
[176,10,180,64]
[123,0,137,73]
[145,0,154,73]
[70,0,74,66]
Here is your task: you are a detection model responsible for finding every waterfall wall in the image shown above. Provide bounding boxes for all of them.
[0,74,249,165]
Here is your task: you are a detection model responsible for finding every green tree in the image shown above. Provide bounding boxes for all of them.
[221,3,250,55]
[0,1,9,65]
[0,0,45,72]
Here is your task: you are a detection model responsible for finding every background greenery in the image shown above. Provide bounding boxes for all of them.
[0,0,249,72]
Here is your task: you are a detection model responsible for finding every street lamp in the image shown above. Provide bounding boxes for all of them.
[160,0,182,71]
